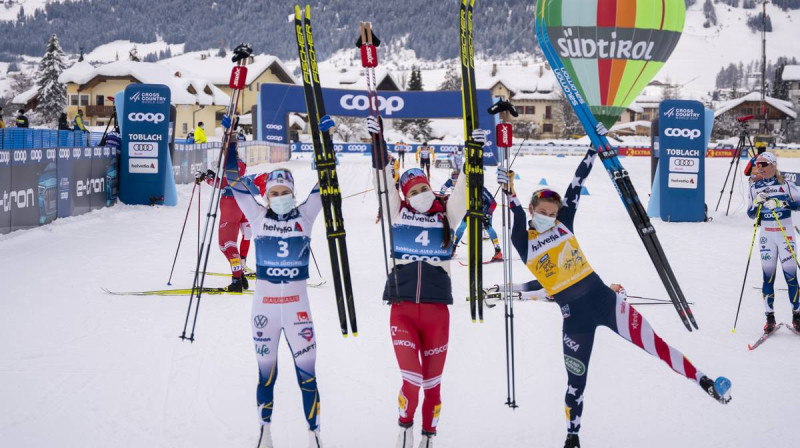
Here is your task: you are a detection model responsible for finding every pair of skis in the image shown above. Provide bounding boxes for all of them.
[356,21,401,302]
[460,0,486,323]
[748,323,800,350]
[294,5,357,337]
[179,43,253,342]
[534,11,698,332]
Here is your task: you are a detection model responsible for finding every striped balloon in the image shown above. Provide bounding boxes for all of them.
[536,0,685,129]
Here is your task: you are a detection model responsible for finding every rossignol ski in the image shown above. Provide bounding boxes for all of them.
[357,22,400,301]
[180,43,252,342]
[535,10,698,332]
[295,5,357,337]
[460,0,485,323]
[748,324,784,350]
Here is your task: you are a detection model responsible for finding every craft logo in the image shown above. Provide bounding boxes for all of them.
[340,94,405,116]
[293,343,316,358]
[298,327,314,342]
[253,315,269,329]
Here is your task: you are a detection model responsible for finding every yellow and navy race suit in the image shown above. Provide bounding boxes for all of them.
[506,150,711,436]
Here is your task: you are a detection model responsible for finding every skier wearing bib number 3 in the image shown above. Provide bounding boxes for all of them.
[368,116,480,448]
[223,118,327,448]
[497,150,732,448]
[746,152,800,333]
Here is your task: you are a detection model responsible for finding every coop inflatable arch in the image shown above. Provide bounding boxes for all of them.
[257,83,499,165]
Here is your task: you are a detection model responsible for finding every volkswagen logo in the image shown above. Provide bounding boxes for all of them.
[253,315,269,329]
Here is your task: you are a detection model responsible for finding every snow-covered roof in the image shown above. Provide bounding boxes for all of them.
[289,114,306,130]
[512,90,560,101]
[60,60,96,83]
[58,60,230,106]
[475,62,557,97]
[159,52,296,85]
[784,65,800,82]
[11,87,38,105]
[314,64,400,90]
[714,91,796,120]
[610,120,651,133]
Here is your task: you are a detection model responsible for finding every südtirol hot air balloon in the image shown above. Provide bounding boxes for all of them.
[536,0,686,129]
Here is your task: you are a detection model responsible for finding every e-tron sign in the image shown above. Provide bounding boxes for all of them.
[258,83,499,165]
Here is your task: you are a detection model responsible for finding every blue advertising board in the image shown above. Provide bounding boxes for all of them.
[119,84,175,205]
[658,100,707,222]
[259,83,498,165]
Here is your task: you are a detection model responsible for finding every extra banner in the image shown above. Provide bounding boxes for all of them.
[119,84,174,205]
[658,100,707,222]
[258,83,499,165]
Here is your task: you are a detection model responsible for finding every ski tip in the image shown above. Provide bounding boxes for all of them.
[352,332,359,338]
[479,319,484,324]
[342,333,349,338]
[471,319,477,324]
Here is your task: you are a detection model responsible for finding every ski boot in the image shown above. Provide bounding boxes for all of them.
[227,276,244,293]
[564,434,580,448]
[395,423,414,448]
[418,431,434,448]
[308,428,323,448]
[241,274,249,290]
[699,376,732,404]
[793,311,800,332]
[242,258,255,277]
[490,248,503,263]
[764,312,777,334]
[257,424,273,448]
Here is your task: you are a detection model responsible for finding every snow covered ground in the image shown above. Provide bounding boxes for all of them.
[1,153,798,447]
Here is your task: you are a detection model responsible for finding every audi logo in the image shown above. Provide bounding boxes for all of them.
[0,152,9,164]
[58,148,70,159]
[128,112,166,124]
[30,150,43,162]
[131,144,155,151]
[664,127,701,140]
[265,267,300,278]
[340,94,405,116]
[265,124,283,130]
[673,159,696,167]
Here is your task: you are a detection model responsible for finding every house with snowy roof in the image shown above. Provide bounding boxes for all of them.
[713,91,796,135]
[782,65,800,104]
[158,53,297,123]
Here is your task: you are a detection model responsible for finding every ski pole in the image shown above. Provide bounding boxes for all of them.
[492,140,526,199]
[343,188,374,199]
[167,181,199,285]
[310,247,323,279]
[733,205,762,333]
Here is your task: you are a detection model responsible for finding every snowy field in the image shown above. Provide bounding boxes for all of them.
[1,153,798,447]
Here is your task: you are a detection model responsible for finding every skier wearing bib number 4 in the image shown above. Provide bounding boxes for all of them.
[746,152,800,333]
[368,116,480,448]
[223,132,325,448]
[497,150,732,448]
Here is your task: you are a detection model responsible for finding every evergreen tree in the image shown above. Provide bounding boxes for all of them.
[129,46,140,62]
[771,63,789,100]
[217,47,227,58]
[397,66,433,141]
[438,64,461,91]
[35,33,67,126]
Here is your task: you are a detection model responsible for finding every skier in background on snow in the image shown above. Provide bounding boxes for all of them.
[746,151,800,333]
[223,127,325,448]
[497,150,731,448]
[368,116,483,448]
[395,140,409,168]
[416,141,435,179]
[195,153,253,292]
[439,171,502,262]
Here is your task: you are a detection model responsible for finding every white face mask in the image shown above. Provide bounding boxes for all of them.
[269,194,295,215]
[531,212,557,232]
[409,190,435,213]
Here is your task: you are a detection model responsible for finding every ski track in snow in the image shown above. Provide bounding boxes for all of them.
[1,154,798,447]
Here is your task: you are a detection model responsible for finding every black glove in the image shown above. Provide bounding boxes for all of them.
[206,169,217,181]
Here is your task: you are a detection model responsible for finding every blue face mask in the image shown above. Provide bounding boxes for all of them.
[531,212,556,233]
[269,194,295,215]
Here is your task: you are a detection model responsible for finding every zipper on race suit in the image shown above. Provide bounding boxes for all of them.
[416,262,422,304]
